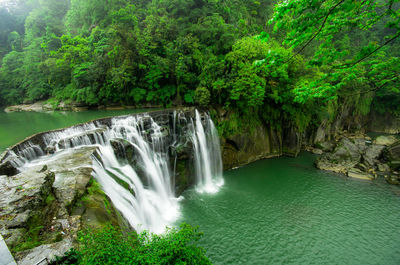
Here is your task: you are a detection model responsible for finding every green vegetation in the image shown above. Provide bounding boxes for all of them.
[50,223,210,265]
[1,0,397,135]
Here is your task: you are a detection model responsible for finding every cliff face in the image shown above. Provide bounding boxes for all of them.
[217,106,400,170]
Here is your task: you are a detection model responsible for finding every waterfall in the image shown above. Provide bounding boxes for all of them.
[4,109,223,233]
[191,110,224,193]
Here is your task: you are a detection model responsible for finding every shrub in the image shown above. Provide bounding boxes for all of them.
[73,223,211,265]
[195,87,211,107]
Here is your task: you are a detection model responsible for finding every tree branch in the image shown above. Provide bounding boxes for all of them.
[289,0,345,60]
[339,31,400,68]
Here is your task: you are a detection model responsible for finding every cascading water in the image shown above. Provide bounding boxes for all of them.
[2,109,223,233]
[191,110,224,193]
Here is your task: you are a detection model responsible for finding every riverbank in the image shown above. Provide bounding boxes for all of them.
[3,100,162,113]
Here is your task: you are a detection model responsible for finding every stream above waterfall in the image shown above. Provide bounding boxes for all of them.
[179,152,400,265]
[0,109,153,153]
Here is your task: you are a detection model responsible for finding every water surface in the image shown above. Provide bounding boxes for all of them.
[0,109,152,153]
[180,153,400,265]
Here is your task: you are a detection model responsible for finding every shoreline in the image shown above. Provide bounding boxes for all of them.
[2,100,164,113]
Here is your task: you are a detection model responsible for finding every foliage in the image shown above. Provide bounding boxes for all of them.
[195,87,211,107]
[49,249,81,265]
[269,0,400,105]
[0,0,275,107]
[74,223,210,265]
[0,0,398,123]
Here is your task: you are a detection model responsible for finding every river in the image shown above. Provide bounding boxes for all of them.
[179,153,400,264]
[0,109,152,153]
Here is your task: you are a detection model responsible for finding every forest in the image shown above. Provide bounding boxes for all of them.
[0,0,399,129]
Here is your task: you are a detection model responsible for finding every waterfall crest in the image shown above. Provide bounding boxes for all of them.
[2,109,223,233]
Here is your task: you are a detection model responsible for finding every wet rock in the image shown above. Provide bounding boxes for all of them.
[0,158,18,176]
[347,168,374,180]
[316,138,361,174]
[385,173,400,185]
[315,141,335,152]
[222,125,282,170]
[383,141,400,171]
[48,147,97,211]
[362,144,385,167]
[373,135,398,146]
[377,163,390,173]
[282,124,302,157]
[311,148,323,155]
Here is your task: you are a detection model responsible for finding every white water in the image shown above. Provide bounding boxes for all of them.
[6,110,223,233]
[191,110,224,193]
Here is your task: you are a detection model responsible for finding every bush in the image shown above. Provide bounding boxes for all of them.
[73,223,211,265]
[195,87,211,107]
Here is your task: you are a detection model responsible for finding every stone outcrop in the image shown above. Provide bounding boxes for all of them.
[0,147,122,263]
[315,133,400,184]
[373,135,398,146]
[316,138,363,174]
[16,238,73,265]
[222,125,282,169]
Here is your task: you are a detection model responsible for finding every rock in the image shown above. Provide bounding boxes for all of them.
[1,228,24,248]
[48,147,96,211]
[0,168,56,250]
[369,110,400,134]
[316,138,361,174]
[4,101,47,113]
[282,124,302,157]
[383,141,400,171]
[222,125,282,170]
[347,168,374,180]
[373,135,398,146]
[315,141,335,152]
[16,238,73,265]
[377,163,390,173]
[311,148,323,155]
[0,158,18,176]
[110,138,136,163]
[362,144,385,167]
[385,174,400,185]
[353,138,367,153]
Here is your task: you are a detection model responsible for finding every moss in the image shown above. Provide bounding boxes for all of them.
[11,213,45,253]
[46,194,56,205]
[175,160,190,195]
[216,109,262,138]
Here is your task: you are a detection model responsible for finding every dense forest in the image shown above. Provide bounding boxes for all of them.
[0,0,399,130]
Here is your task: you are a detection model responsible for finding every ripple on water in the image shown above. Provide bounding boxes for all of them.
[179,153,400,265]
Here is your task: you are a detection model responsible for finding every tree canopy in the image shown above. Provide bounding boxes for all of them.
[0,0,398,127]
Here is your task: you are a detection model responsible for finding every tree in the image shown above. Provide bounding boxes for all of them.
[269,0,400,104]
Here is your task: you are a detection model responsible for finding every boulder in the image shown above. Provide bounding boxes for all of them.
[373,135,398,146]
[385,173,400,185]
[49,147,97,212]
[0,158,18,176]
[377,163,390,173]
[316,138,361,174]
[347,168,374,180]
[315,141,335,152]
[362,144,385,167]
[383,141,400,171]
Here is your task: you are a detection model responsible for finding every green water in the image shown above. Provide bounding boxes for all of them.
[0,109,151,153]
[180,153,400,265]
